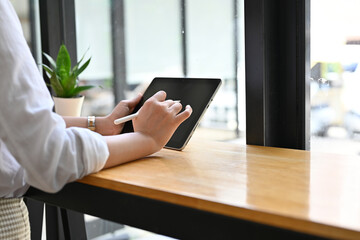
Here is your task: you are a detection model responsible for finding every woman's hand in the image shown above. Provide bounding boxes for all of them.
[96,93,142,135]
[132,91,192,152]
[102,90,192,169]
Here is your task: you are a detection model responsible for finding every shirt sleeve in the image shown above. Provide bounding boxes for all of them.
[0,1,109,193]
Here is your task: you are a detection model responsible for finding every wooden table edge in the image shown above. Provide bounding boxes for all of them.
[78,175,360,240]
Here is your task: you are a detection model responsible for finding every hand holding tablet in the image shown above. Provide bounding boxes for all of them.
[121,77,221,150]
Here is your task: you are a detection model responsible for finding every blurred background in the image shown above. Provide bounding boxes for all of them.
[310,0,360,155]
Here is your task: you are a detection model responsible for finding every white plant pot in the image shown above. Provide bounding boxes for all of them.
[53,96,84,117]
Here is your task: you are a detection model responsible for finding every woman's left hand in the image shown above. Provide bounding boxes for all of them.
[96,93,142,135]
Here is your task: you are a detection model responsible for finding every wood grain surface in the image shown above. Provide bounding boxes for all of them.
[78,138,360,239]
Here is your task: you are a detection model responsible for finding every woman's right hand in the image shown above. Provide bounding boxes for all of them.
[132,90,192,151]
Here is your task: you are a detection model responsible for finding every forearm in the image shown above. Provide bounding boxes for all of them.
[62,116,87,128]
[103,132,158,169]
[62,94,142,135]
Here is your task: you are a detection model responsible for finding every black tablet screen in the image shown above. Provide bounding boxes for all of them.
[121,77,221,150]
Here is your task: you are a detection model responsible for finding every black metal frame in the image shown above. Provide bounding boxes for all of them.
[39,0,77,62]
[26,183,327,240]
[39,0,77,92]
[245,0,310,149]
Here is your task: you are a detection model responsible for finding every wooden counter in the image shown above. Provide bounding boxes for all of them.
[28,139,360,239]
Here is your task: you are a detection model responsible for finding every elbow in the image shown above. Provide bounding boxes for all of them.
[24,167,82,194]
[35,183,64,194]
[26,178,64,193]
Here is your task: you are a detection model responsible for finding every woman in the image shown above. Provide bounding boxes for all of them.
[0,1,192,239]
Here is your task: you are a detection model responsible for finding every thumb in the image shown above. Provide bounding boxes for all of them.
[127,93,143,109]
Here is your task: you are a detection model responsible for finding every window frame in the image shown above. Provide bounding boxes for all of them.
[244,0,310,150]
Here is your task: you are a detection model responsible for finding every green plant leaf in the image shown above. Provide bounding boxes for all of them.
[42,52,56,70]
[71,46,90,74]
[42,64,54,78]
[56,44,71,82]
[69,85,95,97]
[42,44,96,98]
[75,47,89,66]
[62,74,77,95]
[73,58,91,78]
[49,73,64,97]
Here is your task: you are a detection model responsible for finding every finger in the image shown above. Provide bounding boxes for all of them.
[164,99,174,104]
[151,90,167,101]
[163,99,176,108]
[169,102,183,114]
[164,99,181,108]
[163,99,173,107]
[175,105,192,124]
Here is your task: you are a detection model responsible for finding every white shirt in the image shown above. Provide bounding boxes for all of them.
[0,0,109,198]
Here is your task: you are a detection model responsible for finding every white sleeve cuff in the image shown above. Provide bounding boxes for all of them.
[72,128,109,177]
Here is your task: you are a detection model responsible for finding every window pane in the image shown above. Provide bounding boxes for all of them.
[76,1,113,81]
[76,0,245,142]
[76,0,114,116]
[187,0,234,78]
[186,0,239,133]
[74,0,245,238]
[310,0,360,155]
[125,0,182,84]
[11,0,41,67]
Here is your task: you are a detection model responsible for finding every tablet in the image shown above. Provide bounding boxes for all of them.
[121,77,222,150]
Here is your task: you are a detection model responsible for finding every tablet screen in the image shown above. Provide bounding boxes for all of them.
[122,77,221,150]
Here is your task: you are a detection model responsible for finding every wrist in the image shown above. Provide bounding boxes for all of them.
[87,116,96,131]
[135,132,163,153]
[95,116,120,135]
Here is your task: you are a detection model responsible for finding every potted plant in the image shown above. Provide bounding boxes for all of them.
[42,44,94,116]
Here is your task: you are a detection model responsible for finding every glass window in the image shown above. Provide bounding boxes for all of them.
[125,0,182,84]
[75,0,114,116]
[75,0,245,238]
[76,0,245,142]
[11,0,31,43]
[76,1,113,81]
[187,0,239,134]
[310,0,360,155]
[11,0,41,67]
